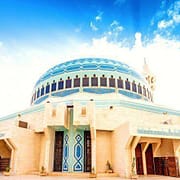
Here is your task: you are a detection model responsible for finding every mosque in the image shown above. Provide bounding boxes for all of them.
[0,58,180,178]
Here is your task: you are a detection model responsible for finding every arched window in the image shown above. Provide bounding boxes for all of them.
[45,83,50,94]
[91,74,98,86]
[58,78,64,90]
[147,88,150,99]
[66,76,72,88]
[74,75,80,87]
[31,96,33,104]
[100,74,107,86]
[125,78,130,90]
[143,85,146,97]
[138,83,142,94]
[150,93,153,102]
[33,91,36,101]
[51,80,57,92]
[37,88,40,98]
[109,75,115,87]
[132,81,137,92]
[117,77,124,89]
[41,85,44,96]
[83,74,89,87]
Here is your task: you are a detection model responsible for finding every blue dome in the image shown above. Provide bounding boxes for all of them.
[35,58,145,86]
[31,58,152,105]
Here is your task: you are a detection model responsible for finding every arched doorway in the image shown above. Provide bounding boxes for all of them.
[145,144,154,174]
[135,143,144,175]
[0,140,11,171]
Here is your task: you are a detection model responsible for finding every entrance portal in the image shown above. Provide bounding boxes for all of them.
[135,143,144,175]
[84,131,91,172]
[145,144,154,174]
[0,140,11,172]
[53,131,64,171]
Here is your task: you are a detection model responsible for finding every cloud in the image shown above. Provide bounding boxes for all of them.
[169,1,180,23]
[90,21,98,31]
[90,11,103,31]
[111,20,119,27]
[0,40,83,116]
[158,19,173,29]
[134,32,142,48]
[110,20,124,32]
[157,0,180,30]
[116,26,123,32]
[95,16,101,21]
[95,11,103,21]
[104,20,124,42]
[0,31,180,117]
[76,33,180,110]
[142,35,180,108]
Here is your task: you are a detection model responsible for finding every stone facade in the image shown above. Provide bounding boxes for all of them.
[0,58,180,178]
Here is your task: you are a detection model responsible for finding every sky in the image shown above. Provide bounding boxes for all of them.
[0,0,180,116]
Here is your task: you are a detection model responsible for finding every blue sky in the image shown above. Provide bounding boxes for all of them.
[0,0,179,45]
[0,0,180,116]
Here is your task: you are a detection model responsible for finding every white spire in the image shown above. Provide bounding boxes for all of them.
[143,58,151,76]
[142,58,156,92]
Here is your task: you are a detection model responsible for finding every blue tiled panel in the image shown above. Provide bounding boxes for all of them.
[66,65,81,72]
[82,64,98,70]
[52,89,79,97]
[63,134,69,171]
[73,134,83,171]
[99,64,115,71]
[34,95,49,104]
[117,66,129,73]
[83,88,115,94]
[119,90,142,99]
[52,68,64,76]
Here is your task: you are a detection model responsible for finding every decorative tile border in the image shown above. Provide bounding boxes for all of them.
[83,88,115,94]
[52,89,79,97]
[73,134,83,171]
[63,134,69,171]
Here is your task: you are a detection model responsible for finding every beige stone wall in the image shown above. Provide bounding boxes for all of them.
[112,122,131,178]
[39,133,46,171]
[2,98,179,134]
[16,111,44,132]
[39,127,55,172]
[95,105,180,131]
[96,130,112,173]
[1,97,180,176]
[0,140,11,158]
[155,139,175,157]
[0,119,16,131]
[11,127,41,174]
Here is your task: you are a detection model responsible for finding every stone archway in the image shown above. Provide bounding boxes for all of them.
[0,139,16,173]
[0,140,11,171]
[145,144,154,174]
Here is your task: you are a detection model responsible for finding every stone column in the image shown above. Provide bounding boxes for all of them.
[131,136,140,176]
[4,139,16,174]
[88,101,96,174]
[44,101,53,128]
[44,127,54,172]
[141,142,149,175]
[91,127,96,174]
[173,139,180,175]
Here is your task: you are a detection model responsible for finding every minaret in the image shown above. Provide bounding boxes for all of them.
[143,58,156,92]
